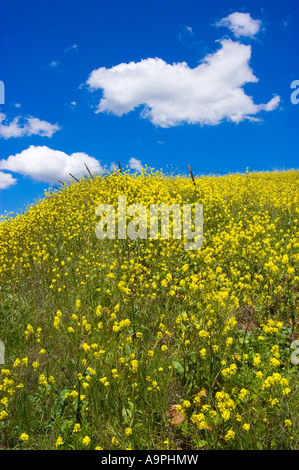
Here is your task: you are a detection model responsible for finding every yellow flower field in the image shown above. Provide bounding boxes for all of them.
[0,168,298,449]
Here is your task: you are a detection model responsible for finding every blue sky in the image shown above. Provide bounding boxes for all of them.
[0,0,298,215]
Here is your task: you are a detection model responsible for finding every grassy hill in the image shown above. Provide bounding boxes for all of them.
[0,168,298,450]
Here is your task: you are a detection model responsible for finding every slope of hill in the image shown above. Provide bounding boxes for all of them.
[0,168,298,449]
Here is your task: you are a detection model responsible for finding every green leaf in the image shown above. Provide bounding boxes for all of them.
[196,439,207,448]
[122,406,133,422]
[172,361,184,374]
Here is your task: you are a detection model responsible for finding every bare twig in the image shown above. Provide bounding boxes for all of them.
[69,173,79,182]
[188,164,196,186]
[84,162,94,179]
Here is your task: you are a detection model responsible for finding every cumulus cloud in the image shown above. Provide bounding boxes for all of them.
[216,12,262,38]
[0,171,17,190]
[0,113,61,139]
[128,157,143,171]
[262,95,280,112]
[86,38,279,127]
[0,145,102,184]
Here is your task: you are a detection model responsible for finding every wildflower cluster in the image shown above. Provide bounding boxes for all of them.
[0,168,298,449]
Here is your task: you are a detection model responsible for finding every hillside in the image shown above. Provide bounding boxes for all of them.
[0,168,298,450]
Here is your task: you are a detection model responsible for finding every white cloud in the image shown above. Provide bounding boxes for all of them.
[26,117,60,137]
[0,171,17,190]
[178,25,195,43]
[42,45,78,70]
[282,15,293,28]
[0,145,103,184]
[128,157,143,171]
[262,95,280,112]
[186,26,194,35]
[64,44,79,53]
[216,12,262,38]
[86,38,279,127]
[0,113,61,139]
[48,60,60,68]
